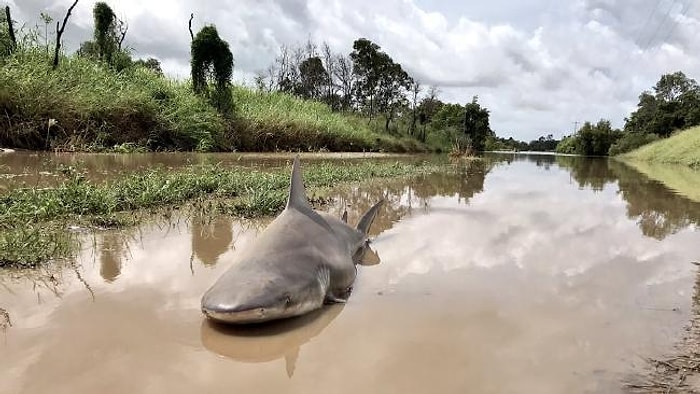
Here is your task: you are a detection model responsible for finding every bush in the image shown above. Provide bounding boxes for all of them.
[608,132,659,156]
[556,135,578,154]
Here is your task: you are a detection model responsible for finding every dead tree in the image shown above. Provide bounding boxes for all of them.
[4,6,16,50]
[52,0,79,69]
[188,13,194,40]
[116,17,128,50]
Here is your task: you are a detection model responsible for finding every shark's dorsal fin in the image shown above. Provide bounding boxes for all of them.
[356,199,384,235]
[284,156,335,233]
[286,155,313,211]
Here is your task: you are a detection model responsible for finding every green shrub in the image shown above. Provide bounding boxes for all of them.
[608,132,659,156]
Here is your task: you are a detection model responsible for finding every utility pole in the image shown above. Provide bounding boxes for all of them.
[572,121,580,134]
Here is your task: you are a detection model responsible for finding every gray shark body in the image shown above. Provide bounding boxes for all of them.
[201,156,383,324]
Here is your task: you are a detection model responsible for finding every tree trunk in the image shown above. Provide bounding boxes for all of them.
[410,109,417,136]
[5,6,16,50]
[52,0,79,70]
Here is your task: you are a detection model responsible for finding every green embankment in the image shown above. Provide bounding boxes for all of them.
[618,125,700,203]
[621,126,700,168]
[0,49,425,153]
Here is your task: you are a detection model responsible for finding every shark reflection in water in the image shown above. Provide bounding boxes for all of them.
[201,304,345,377]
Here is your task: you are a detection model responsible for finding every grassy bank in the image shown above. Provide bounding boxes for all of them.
[0,49,426,153]
[0,159,449,268]
[621,126,700,168]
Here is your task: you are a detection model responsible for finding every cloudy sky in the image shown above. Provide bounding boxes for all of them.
[7,0,700,141]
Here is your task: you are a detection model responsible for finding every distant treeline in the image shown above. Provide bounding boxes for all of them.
[556,71,700,156]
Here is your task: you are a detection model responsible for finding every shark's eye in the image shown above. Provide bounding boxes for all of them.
[285,296,292,306]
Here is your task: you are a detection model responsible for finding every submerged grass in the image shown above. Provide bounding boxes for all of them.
[621,126,700,168]
[0,159,449,268]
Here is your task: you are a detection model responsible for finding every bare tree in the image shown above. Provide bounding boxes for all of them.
[188,13,194,40]
[334,54,354,111]
[410,80,422,136]
[321,42,336,107]
[303,37,317,59]
[52,0,79,69]
[4,6,16,51]
[116,17,128,50]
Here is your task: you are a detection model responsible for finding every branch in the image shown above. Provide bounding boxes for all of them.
[4,6,16,50]
[117,19,128,50]
[188,13,194,40]
[52,0,79,70]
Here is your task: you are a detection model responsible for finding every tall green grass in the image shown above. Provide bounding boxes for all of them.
[0,49,225,151]
[0,49,426,153]
[231,88,424,152]
[621,126,700,168]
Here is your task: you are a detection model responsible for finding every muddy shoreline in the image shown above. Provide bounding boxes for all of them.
[627,265,700,393]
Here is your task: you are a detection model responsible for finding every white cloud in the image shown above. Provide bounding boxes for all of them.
[9,0,700,141]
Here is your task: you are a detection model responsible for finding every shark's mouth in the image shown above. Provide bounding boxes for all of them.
[203,306,273,324]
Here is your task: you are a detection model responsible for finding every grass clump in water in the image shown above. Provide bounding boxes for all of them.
[0,224,76,268]
[0,160,448,267]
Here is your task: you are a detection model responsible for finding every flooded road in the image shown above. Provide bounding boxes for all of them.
[2,153,700,393]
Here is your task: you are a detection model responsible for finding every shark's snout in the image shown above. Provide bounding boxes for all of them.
[201,291,281,324]
[202,304,269,324]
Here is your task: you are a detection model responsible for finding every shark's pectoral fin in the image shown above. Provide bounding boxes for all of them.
[357,243,381,266]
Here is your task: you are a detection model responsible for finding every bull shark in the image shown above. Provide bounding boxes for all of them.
[201,156,383,324]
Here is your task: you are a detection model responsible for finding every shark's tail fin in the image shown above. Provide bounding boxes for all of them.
[356,199,384,235]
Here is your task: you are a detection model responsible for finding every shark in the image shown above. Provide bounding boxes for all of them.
[201,156,383,324]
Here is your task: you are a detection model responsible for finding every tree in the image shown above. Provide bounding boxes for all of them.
[93,2,117,63]
[190,25,234,115]
[376,61,411,131]
[134,57,163,75]
[52,0,79,69]
[350,38,384,120]
[334,53,354,111]
[559,119,621,156]
[3,6,16,54]
[417,86,442,142]
[1,7,15,56]
[409,80,421,136]
[625,71,700,136]
[463,97,492,152]
[296,56,327,100]
[350,38,411,129]
[321,42,337,108]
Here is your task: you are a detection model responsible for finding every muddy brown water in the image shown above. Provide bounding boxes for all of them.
[2,152,700,393]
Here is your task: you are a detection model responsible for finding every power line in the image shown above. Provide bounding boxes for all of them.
[643,0,678,50]
[634,0,664,48]
[660,0,691,46]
